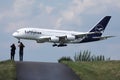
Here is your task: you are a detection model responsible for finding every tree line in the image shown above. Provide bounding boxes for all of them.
[74,50,110,62]
[58,50,110,63]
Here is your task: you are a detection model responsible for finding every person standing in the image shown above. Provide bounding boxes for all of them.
[10,43,16,61]
[18,42,25,61]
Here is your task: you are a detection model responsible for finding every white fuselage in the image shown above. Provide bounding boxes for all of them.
[13,28,85,43]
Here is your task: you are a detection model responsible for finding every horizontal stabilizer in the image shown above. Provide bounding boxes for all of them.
[93,36,115,40]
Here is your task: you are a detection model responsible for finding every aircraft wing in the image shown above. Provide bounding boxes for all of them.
[55,32,98,42]
[92,36,115,40]
[73,32,98,38]
[36,32,103,43]
[99,36,115,40]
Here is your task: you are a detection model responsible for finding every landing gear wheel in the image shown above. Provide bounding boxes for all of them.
[57,44,67,47]
[53,43,57,47]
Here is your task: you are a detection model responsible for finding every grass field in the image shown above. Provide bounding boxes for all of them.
[0,60,16,80]
[0,60,120,80]
[63,61,120,80]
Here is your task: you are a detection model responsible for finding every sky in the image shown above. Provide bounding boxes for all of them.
[0,0,120,62]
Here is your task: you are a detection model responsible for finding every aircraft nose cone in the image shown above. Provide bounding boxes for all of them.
[12,32,17,37]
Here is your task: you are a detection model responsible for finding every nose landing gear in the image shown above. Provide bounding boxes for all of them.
[18,39,20,43]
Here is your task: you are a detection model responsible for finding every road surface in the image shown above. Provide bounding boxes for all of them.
[16,61,80,80]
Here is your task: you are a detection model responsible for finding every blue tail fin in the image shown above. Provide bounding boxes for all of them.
[80,16,112,43]
[89,16,111,32]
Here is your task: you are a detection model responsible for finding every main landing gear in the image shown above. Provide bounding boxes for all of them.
[53,43,58,47]
[52,43,67,47]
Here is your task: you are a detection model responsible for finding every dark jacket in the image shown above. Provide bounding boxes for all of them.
[11,44,16,52]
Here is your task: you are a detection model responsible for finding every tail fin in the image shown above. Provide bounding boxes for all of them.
[89,16,111,32]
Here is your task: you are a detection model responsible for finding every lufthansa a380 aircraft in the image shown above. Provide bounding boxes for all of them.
[13,16,114,47]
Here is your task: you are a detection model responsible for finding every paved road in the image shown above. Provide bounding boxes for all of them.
[16,61,80,80]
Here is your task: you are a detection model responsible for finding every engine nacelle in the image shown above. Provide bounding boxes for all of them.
[66,35,75,41]
[50,36,59,42]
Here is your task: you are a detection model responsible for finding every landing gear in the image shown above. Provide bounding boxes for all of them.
[52,43,67,47]
[52,43,58,47]
[58,44,67,47]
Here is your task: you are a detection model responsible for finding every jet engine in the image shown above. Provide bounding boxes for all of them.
[50,36,59,42]
[66,35,75,41]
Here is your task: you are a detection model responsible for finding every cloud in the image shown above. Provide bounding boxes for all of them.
[1,0,36,33]
[1,0,120,33]
[54,0,94,29]
[39,3,54,14]
[45,6,54,14]
[55,18,62,29]
[104,0,120,8]
[54,0,120,29]
[0,14,4,21]
[13,0,35,17]
[5,21,27,33]
[4,1,55,33]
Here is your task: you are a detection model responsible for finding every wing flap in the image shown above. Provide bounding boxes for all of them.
[74,32,98,38]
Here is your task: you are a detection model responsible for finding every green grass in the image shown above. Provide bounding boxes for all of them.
[63,61,120,80]
[0,60,16,80]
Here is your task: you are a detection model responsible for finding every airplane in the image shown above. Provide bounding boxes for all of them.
[13,16,114,47]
